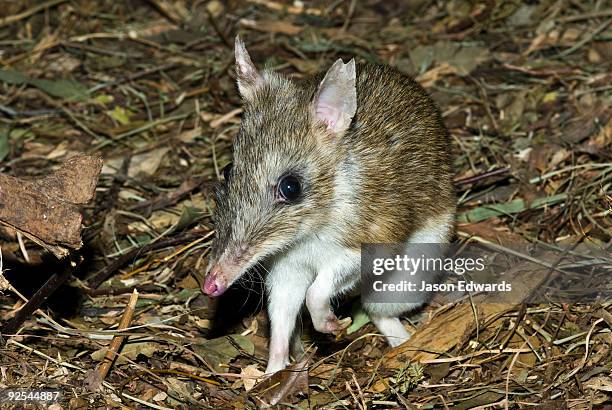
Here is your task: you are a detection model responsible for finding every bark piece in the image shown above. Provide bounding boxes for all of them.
[0,154,102,258]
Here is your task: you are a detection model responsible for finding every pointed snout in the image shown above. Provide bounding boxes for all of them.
[203,245,252,297]
[202,264,228,297]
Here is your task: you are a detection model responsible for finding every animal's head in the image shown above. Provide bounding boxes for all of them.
[202,36,357,296]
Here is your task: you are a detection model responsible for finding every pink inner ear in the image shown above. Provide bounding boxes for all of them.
[316,102,341,132]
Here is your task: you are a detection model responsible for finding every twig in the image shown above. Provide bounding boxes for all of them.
[350,370,367,410]
[94,289,140,387]
[0,0,67,28]
[470,77,499,133]
[546,318,605,390]
[61,41,136,57]
[345,379,364,410]
[454,167,510,186]
[205,8,232,48]
[554,18,612,58]
[246,0,326,16]
[16,232,30,263]
[209,108,243,128]
[0,104,61,118]
[0,246,6,291]
[421,348,531,364]
[557,8,612,22]
[505,350,521,409]
[120,232,212,280]
[146,0,188,24]
[456,232,576,277]
[127,177,208,215]
[88,62,178,93]
[341,0,357,32]
[528,163,612,184]
[470,399,508,410]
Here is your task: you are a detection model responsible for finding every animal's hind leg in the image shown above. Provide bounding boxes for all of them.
[362,301,423,347]
[370,316,410,347]
[369,315,410,347]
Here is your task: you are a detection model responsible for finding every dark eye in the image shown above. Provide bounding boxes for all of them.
[277,175,301,202]
[222,162,233,181]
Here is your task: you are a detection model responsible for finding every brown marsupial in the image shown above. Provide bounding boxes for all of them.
[203,36,456,374]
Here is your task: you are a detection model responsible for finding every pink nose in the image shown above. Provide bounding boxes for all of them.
[203,266,227,297]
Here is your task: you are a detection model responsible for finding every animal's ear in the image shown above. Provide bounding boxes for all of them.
[235,35,262,99]
[313,58,357,136]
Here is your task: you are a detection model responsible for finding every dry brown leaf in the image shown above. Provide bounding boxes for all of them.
[252,355,310,406]
[241,364,264,392]
[128,147,170,177]
[458,221,526,243]
[416,63,457,87]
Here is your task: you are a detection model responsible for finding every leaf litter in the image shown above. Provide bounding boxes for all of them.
[0,0,610,409]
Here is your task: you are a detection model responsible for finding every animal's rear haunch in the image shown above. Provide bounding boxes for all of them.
[203,36,456,374]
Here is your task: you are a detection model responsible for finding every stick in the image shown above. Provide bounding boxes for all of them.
[93,289,140,388]
[0,0,68,28]
[454,167,510,186]
[555,18,612,58]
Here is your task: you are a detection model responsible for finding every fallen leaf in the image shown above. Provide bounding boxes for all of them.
[166,377,193,401]
[347,305,370,335]
[507,4,537,27]
[153,391,168,402]
[193,335,255,373]
[128,147,170,177]
[252,355,310,406]
[410,41,491,75]
[309,363,339,379]
[178,274,199,289]
[177,127,202,143]
[107,106,133,126]
[91,342,157,365]
[174,205,204,231]
[0,69,27,83]
[241,364,264,392]
[0,69,89,100]
[47,53,82,73]
[457,221,526,243]
[416,63,457,87]
[0,127,35,162]
[458,193,567,223]
[46,141,71,159]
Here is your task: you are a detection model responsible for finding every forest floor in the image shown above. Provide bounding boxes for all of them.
[0,0,611,409]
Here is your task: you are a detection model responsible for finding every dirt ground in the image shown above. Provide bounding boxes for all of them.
[0,0,611,409]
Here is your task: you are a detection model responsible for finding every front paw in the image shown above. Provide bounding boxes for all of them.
[313,312,352,334]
